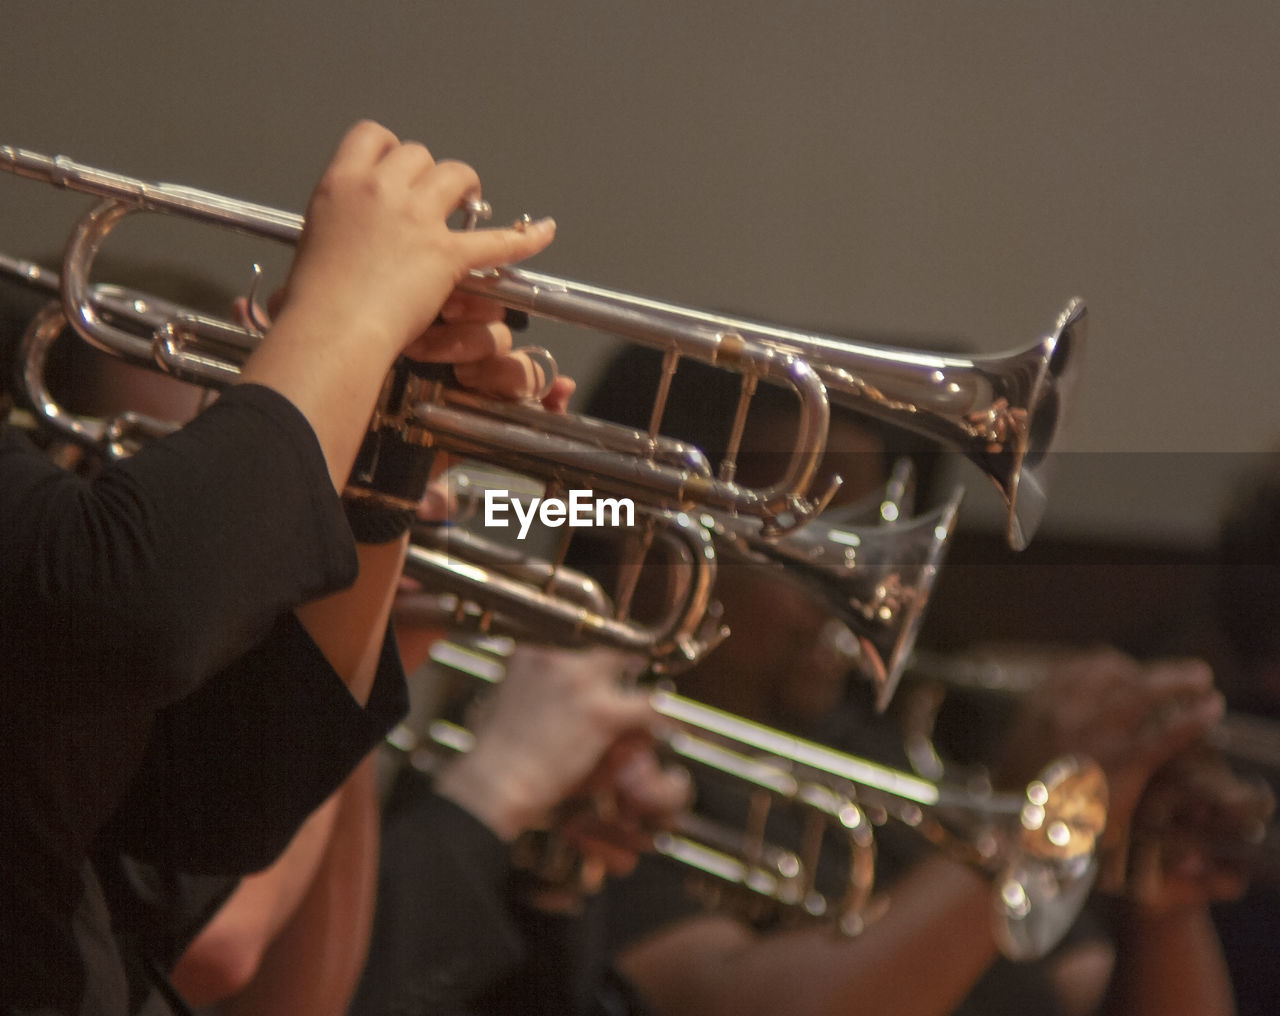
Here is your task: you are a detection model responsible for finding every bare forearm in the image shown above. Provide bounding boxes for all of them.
[215,756,380,1016]
[1101,905,1235,1016]
[172,791,341,1005]
[623,857,1001,1016]
[817,858,1002,1016]
[295,537,408,707]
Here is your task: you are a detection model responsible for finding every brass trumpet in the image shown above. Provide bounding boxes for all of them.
[1,145,1085,546]
[395,636,1108,960]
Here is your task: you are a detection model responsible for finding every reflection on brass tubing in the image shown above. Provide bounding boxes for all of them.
[401,507,723,670]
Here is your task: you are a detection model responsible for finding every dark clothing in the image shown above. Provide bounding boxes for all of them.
[93,628,407,1016]
[1,383,356,714]
[91,860,238,1016]
[1209,698,1280,1016]
[349,766,649,1016]
[1212,887,1280,1016]
[99,619,407,875]
[1,384,401,1014]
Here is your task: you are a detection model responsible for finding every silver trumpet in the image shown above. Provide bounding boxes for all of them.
[397,637,1108,960]
[469,272,1085,551]
[1,145,1085,546]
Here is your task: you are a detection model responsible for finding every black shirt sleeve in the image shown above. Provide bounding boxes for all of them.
[349,769,526,1016]
[98,619,409,874]
[0,378,408,1013]
[351,766,651,1016]
[0,383,357,715]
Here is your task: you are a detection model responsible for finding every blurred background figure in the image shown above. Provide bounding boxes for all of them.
[347,629,688,1014]
[578,345,1270,1016]
[1202,454,1280,1016]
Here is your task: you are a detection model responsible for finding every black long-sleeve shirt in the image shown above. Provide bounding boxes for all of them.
[349,766,650,1016]
[1,384,404,1013]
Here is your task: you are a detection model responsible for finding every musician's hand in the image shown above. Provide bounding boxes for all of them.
[279,120,554,365]
[236,120,555,494]
[408,289,563,403]
[240,288,566,407]
[997,650,1224,847]
[435,645,657,842]
[1125,749,1273,914]
[558,733,692,877]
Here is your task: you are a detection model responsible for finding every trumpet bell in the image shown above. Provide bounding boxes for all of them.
[992,300,1086,552]
[994,755,1107,960]
[708,485,965,710]
[761,297,1088,552]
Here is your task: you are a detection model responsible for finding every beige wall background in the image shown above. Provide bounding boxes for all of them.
[4,2,1277,547]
